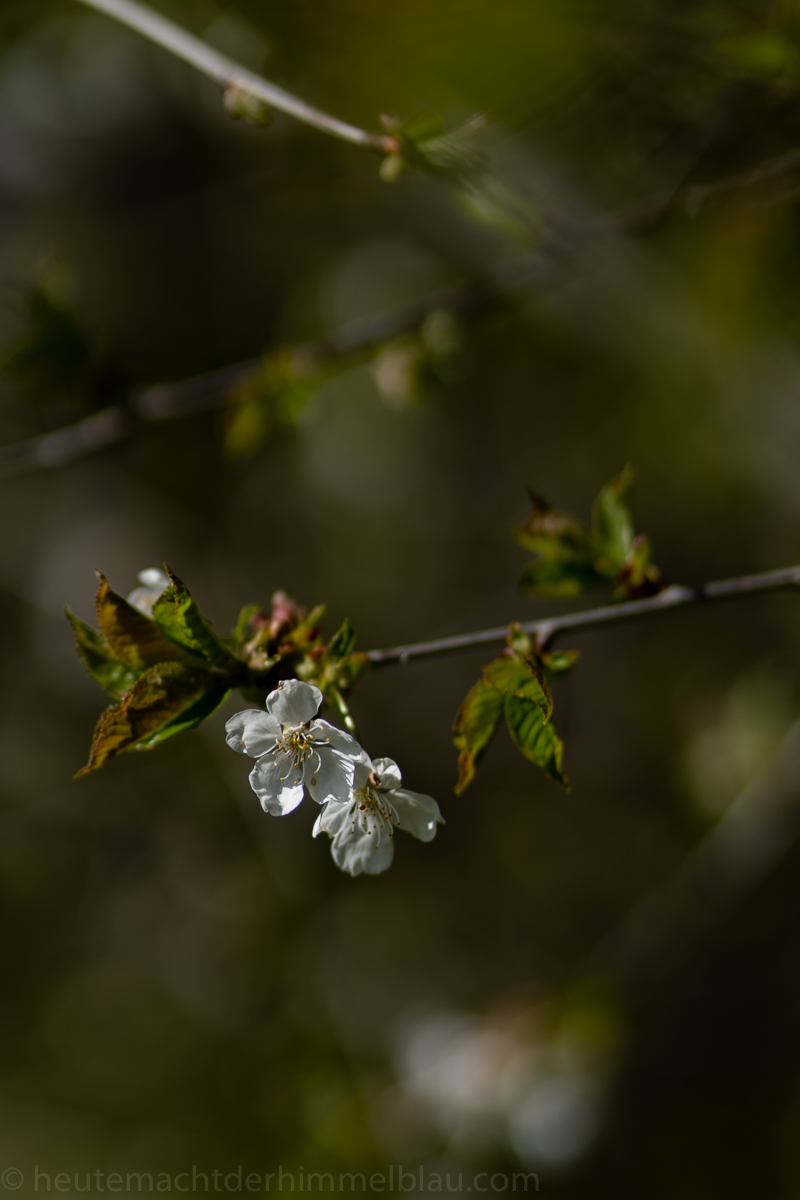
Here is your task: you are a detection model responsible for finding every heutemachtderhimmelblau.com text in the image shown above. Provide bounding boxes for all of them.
[1,1167,539,1195]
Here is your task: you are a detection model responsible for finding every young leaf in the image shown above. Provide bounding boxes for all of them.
[613,534,665,600]
[132,685,229,750]
[483,655,553,722]
[231,604,261,650]
[592,466,636,572]
[95,574,201,670]
[453,679,506,794]
[514,492,607,597]
[504,694,569,789]
[541,649,580,677]
[66,608,142,698]
[328,619,357,661]
[75,662,220,776]
[152,568,238,670]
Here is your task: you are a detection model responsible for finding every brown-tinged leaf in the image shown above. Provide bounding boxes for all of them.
[504,693,569,789]
[453,678,506,794]
[75,661,219,777]
[95,573,202,670]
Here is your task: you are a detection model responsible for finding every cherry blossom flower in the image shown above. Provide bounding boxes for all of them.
[127,567,170,616]
[225,680,363,816]
[314,754,443,876]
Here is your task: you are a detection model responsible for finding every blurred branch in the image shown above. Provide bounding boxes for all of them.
[366,567,800,665]
[597,713,800,984]
[74,0,389,150]
[0,251,558,481]
[5,133,800,480]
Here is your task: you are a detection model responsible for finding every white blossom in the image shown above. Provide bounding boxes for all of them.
[314,754,443,876]
[127,567,170,616]
[225,680,363,816]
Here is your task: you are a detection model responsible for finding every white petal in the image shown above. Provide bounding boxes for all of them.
[352,754,373,791]
[310,719,364,758]
[305,746,356,805]
[267,680,322,728]
[331,821,395,876]
[126,586,160,616]
[138,567,170,590]
[313,800,353,839]
[371,757,403,789]
[225,709,281,757]
[249,754,305,815]
[388,788,444,842]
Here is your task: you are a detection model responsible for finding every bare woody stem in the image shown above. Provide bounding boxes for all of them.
[365,566,800,665]
[74,0,387,150]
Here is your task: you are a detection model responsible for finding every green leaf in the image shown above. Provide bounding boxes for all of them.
[66,607,142,698]
[541,649,580,677]
[95,574,201,670]
[151,568,237,670]
[592,466,636,572]
[519,551,609,597]
[504,693,569,789]
[132,685,229,750]
[328,619,357,661]
[514,492,607,596]
[231,604,261,648]
[453,679,506,794]
[225,352,315,458]
[613,534,665,601]
[76,662,220,776]
[483,654,553,721]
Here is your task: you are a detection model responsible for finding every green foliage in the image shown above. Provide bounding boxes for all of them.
[514,468,665,601]
[453,679,506,794]
[152,568,238,670]
[76,663,227,776]
[300,618,371,701]
[225,353,315,457]
[94,574,203,670]
[223,85,273,126]
[453,634,569,793]
[66,608,142,699]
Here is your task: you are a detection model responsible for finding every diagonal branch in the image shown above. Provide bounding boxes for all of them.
[365,566,800,665]
[74,0,389,150]
[0,251,558,481]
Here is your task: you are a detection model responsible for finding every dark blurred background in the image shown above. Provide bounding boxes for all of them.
[2,0,800,1196]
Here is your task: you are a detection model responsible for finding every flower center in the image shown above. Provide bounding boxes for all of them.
[353,786,397,840]
[275,728,314,769]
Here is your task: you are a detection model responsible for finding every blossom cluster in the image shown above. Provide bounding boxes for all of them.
[224,680,443,876]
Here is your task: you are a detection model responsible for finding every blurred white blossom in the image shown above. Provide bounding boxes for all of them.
[127,567,169,616]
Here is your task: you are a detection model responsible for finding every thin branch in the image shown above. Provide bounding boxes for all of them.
[365,566,800,665]
[5,131,800,481]
[0,250,558,481]
[74,0,387,150]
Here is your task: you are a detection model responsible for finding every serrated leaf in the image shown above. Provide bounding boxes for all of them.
[66,607,142,698]
[95,574,201,670]
[541,649,580,677]
[453,679,506,794]
[131,685,229,750]
[152,568,236,670]
[504,693,569,788]
[76,662,220,776]
[483,655,553,721]
[592,466,636,572]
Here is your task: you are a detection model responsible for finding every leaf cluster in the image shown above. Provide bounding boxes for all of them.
[69,571,372,777]
[513,467,665,601]
[453,626,575,795]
